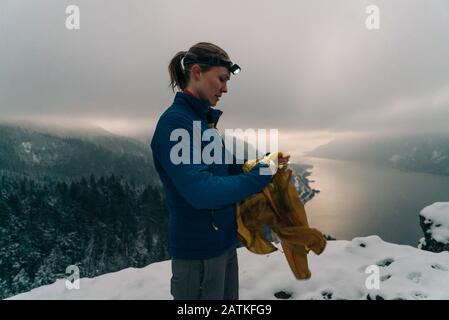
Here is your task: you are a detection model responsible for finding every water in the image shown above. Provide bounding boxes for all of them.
[294,156,449,246]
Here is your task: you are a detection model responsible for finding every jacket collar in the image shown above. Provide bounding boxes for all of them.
[174,92,223,128]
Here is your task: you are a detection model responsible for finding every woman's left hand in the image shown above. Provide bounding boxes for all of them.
[278,152,291,167]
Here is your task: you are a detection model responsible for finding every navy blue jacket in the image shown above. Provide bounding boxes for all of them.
[150,92,272,259]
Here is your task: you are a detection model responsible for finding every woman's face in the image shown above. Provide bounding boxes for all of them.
[196,66,230,107]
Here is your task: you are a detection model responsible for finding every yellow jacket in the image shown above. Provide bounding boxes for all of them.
[236,153,327,279]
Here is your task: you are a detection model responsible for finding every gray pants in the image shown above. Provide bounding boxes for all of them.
[170,246,239,300]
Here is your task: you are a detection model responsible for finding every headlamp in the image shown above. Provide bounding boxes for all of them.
[183,56,241,75]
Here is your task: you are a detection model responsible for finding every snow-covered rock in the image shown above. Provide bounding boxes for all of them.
[419,202,449,252]
[8,236,449,300]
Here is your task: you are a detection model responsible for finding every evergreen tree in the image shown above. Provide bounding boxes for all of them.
[0,173,169,298]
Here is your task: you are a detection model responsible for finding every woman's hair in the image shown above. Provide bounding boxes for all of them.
[168,42,230,92]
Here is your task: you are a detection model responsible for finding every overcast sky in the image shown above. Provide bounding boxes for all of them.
[1,0,449,157]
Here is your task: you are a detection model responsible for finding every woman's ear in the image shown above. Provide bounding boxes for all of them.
[190,64,202,81]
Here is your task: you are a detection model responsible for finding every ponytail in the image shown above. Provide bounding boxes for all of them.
[168,51,187,92]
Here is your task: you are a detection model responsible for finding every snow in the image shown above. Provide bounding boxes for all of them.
[431,150,446,163]
[417,237,426,249]
[20,141,41,163]
[32,153,41,164]
[21,142,32,153]
[389,154,402,164]
[8,236,449,300]
[420,202,449,244]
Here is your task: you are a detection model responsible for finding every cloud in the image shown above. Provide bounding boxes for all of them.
[1,0,449,155]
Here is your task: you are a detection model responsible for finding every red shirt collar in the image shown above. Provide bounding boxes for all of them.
[182,88,198,99]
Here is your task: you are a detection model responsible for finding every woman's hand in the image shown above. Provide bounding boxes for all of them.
[278,152,291,168]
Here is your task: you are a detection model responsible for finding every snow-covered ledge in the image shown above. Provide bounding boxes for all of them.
[8,235,449,300]
[419,202,449,252]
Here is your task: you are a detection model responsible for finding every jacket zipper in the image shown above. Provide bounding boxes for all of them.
[211,209,219,231]
[207,122,220,231]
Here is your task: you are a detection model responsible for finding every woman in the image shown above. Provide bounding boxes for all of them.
[150,42,290,300]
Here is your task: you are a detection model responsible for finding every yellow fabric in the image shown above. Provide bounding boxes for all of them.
[236,153,327,279]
